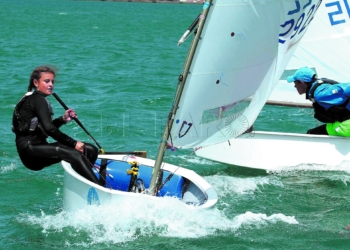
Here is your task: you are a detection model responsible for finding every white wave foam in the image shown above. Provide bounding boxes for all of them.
[0,162,17,173]
[327,174,350,186]
[267,161,350,174]
[55,188,61,197]
[233,211,299,229]
[18,199,297,246]
[205,175,283,197]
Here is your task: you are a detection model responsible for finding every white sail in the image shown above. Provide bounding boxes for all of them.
[269,0,350,106]
[170,0,322,148]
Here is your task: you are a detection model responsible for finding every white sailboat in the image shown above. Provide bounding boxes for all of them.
[62,154,217,210]
[62,0,322,211]
[62,1,218,211]
[195,0,350,171]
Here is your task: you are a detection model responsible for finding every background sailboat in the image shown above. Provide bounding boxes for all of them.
[269,0,350,107]
[195,0,350,171]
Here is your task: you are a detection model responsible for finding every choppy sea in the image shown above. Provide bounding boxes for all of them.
[1,0,350,249]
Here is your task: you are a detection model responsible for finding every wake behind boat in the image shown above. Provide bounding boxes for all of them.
[195,0,350,171]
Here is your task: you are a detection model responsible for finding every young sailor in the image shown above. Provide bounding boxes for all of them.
[12,65,101,185]
[287,66,350,136]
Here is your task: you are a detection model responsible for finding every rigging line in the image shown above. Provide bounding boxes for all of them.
[167,119,174,147]
[164,105,176,147]
[154,141,176,191]
[158,149,196,190]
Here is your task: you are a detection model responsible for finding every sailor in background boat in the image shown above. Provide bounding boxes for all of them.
[12,66,101,185]
[287,66,350,137]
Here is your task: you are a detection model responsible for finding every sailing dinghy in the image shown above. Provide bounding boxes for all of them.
[62,154,217,210]
[195,0,350,171]
[61,1,221,211]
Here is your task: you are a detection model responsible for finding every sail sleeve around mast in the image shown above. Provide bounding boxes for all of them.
[149,0,213,195]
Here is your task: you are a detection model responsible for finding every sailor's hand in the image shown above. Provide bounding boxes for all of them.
[63,108,77,122]
[75,141,85,153]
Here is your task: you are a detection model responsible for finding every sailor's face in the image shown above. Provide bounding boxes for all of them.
[294,80,307,95]
[34,72,55,96]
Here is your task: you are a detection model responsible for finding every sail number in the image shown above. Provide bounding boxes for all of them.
[326,0,350,25]
[279,0,322,44]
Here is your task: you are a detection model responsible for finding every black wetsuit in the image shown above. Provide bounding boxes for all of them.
[13,91,100,185]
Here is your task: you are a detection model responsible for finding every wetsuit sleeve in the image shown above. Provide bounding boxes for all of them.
[52,116,67,128]
[31,94,77,148]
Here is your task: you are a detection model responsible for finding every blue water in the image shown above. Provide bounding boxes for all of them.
[1,1,350,249]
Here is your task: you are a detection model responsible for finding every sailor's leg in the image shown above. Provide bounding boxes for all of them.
[307,124,328,135]
[83,143,99,165]
[26,143,101,185]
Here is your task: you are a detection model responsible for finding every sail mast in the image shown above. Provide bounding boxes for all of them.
[149,1,213,195]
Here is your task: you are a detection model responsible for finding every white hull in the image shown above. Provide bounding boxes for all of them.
[195,131,350,171]
[62,154,217,211]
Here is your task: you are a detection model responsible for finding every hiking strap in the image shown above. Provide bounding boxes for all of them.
[99,158,108,187]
